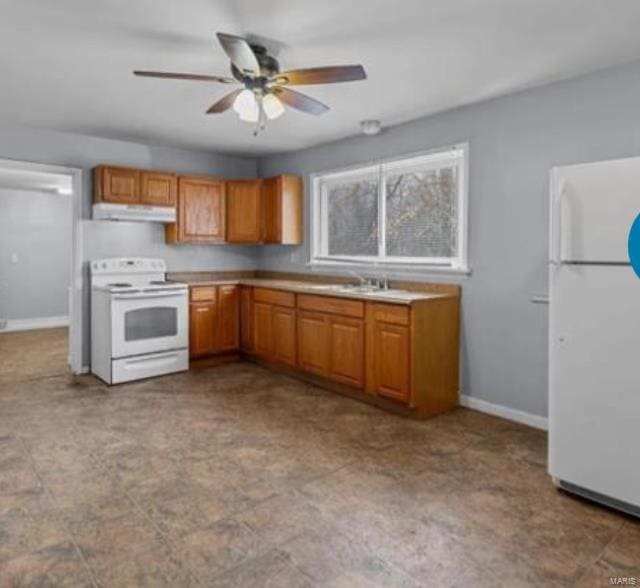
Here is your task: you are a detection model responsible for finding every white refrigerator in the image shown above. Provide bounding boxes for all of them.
[549,155,640,515]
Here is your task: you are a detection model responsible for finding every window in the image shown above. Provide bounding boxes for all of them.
[311,144,468,272]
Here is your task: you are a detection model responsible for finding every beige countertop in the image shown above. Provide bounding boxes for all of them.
[170,276,446,305]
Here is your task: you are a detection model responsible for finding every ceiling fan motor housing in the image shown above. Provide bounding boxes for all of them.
[231,45,280,84]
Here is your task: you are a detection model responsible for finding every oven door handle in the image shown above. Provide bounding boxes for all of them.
[112,292,186,300]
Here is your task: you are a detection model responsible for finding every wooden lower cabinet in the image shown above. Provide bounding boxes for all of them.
[189,301,216,358]
[328,316,365,388]
[216,285,239,351]
[253,301,273,358]
[239,286,254,351]
[252,296,296,365]
[371,321,410,403]
[188,285,239,359]
[272,306,296,365]
[297,310,330,376]
[192,285,460,418]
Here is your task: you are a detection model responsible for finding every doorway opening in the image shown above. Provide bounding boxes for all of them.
[0,159,83,383]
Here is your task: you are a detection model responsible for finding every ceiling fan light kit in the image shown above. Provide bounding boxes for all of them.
[134,32,367,135]
[360,119,382,136]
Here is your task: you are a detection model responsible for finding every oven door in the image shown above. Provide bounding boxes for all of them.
[110,289,188,358]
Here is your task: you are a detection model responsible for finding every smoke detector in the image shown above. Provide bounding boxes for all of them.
[360,119,381,136]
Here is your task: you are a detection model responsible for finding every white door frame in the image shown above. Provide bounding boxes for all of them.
[0,158,84,374]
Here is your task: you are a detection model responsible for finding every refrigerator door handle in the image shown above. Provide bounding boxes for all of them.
[551,180,566,265]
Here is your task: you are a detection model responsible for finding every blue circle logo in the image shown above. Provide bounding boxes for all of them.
[629,213,640,278]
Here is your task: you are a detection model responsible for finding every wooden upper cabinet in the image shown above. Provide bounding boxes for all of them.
[262,175,303,244]
[93,166,140,204]
[226,179,262,243]
[216,285,239,352]
[167,176,226,244]
[372,321,411,403]
[140,172,177,207]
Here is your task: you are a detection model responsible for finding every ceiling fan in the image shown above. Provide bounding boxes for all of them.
[134,32,366,135]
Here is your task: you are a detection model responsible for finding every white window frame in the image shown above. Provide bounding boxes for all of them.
[310,143,470,274]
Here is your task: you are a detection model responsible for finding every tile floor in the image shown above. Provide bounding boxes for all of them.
[0,329,638,586]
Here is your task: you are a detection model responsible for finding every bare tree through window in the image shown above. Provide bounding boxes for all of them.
[314,146,466,267]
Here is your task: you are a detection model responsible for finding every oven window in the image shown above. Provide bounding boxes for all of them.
[124,307,177,341]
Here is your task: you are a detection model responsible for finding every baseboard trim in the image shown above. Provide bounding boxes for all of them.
[0,316,69,333]
[460,394,548,430]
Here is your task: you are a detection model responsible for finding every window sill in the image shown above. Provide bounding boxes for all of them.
[307,259,471,277]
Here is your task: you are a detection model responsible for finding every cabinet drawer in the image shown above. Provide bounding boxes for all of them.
[190,286,216,302]
[298,294,364,318]
[371,303,410,326]
[253,288,295,308]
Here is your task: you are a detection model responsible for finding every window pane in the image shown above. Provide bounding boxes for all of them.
[385,166,457,258]
[326,175,379,256]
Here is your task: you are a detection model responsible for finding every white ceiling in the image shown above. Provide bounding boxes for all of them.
[2,0,640,156]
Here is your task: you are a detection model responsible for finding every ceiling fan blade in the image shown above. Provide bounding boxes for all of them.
[206,89,243,114]
[274,65,366,86]
[216,32,261,76]
[273,87,329,115]
[134,70,235,83]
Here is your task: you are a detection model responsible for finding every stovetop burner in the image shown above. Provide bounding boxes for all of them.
[108,282,133,288]
[149,280,170,285]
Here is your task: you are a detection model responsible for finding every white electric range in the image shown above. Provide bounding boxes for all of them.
[90,258,189,384]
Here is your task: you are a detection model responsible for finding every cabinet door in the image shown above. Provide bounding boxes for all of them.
[297,310,330,377]
[216,285,239,351]
[189,302,215,358]
[239,287,253,351]
[141,172,177,207]
[96,166,140,204]
[272,306,296,366]
[177,177,226,243]
[261,176,281,243]
[329,316,364,388]
[226,180,262,243]
[253,301,272,358]
[261,175,303,244]
[373,322,410,403]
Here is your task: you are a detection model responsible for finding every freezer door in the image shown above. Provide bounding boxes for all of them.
[549,264,640,507]
[551,156,640,263]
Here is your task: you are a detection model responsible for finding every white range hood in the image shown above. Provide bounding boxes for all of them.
[92,203,176,223]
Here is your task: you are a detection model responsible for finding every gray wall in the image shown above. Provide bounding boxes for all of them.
[0,188,72,320]
[0,126,258,365]
[257,60,640,419]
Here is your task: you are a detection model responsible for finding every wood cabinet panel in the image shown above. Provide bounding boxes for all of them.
[261,175,303,244]
[216,285,239,352]
[297,294,364,318]
[93,166,140,204]
[272,307,296,365]
[169,177,226,244]
[189,301,215,358]
[253,288,295,308]
[328,316,364,388]
[371,303,410,326]
[226,179,262,243]
[240,286,254,351]
[141,172,177,207]
[372,322,410,403]
[190,286,216,302]
[297,310,330,377]
[253,301,273,358]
